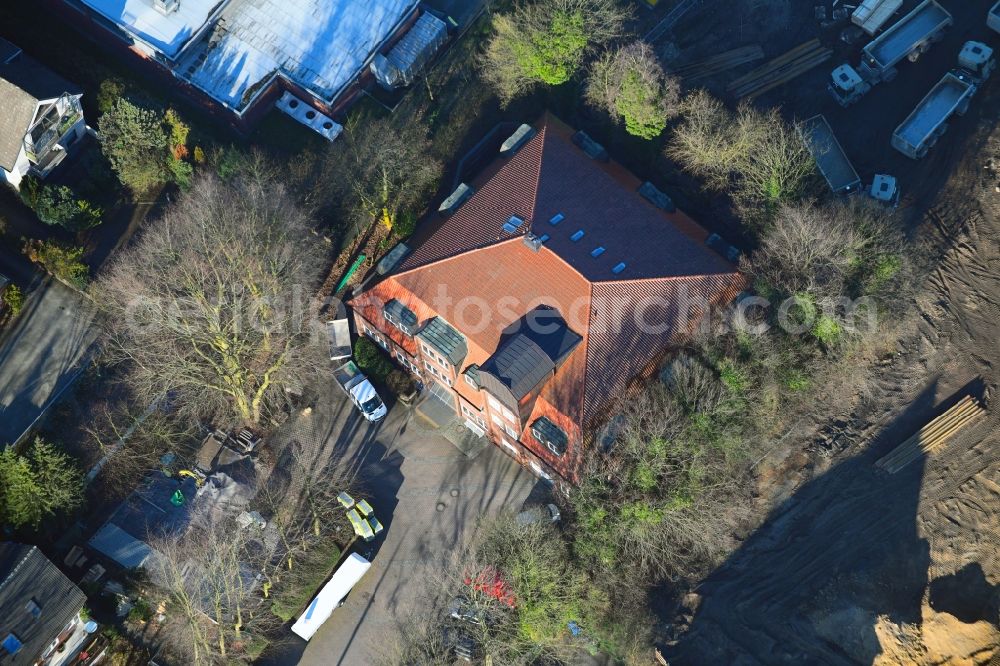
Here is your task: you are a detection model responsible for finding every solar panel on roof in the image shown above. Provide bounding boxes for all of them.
[570,230,584,241]
[591,247,605,257]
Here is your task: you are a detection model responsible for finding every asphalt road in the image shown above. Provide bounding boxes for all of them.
[261,381,534,665]
[0,278,98,445]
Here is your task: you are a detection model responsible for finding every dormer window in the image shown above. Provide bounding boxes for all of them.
[382,299,417,336]
[530,416,568,457]
[463,364,481,389]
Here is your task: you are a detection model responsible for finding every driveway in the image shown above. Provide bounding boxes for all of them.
[262,381,534,665]
[0,278,98,445]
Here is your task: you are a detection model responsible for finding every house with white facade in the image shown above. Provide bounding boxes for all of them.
[0,38,87,190]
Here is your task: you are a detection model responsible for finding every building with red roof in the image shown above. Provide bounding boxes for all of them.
[350,115,744,484]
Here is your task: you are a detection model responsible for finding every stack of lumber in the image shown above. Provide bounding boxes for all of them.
[668,45,765,81]
[875,396,987,473]
[726,39,833,100]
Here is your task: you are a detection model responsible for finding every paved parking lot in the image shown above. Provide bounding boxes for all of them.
[261,382,534,665]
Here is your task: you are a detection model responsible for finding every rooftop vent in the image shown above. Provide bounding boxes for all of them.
[503,215,526,234]
[438,183,474,217]
[153,0,180,16]
[549,213,564,225]
[591,246,605,257]
[275,92,342,141]
[570,230,585,242]
[638,182,676,213]
[612,262,627,275]
[500,124,537,156]
[523,233,544,252]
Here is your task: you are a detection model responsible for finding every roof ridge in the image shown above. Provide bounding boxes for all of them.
[526,123,546,224]
[0,544,36,594]
[576,279,595,431]
[391,237,520,279]
[593,270,740,286]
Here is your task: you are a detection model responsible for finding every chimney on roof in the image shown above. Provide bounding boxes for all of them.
[153,0,180,16]
[523,233,544,252]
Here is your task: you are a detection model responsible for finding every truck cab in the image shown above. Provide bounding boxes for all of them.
[829,64,873,106]
[868,174,900,207]
[335,360,387,422]
[958,41,995,83]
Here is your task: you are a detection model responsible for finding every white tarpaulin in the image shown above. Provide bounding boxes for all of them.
[291,553,371,640]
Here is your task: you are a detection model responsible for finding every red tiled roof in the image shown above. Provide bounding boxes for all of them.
[352,115,744,471]
[399,115,735,282]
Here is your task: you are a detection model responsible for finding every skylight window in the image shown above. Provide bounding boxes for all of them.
[570,230,585,242]
[612,262,627,274]
[591,246,605,257]
[549,213,565,225]
[539,234,550,242]
[503,215,525,234]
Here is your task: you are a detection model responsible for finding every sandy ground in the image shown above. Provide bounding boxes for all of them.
[663,51,1000,666]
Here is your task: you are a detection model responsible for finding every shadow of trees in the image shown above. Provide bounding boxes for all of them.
[666,378,992,664]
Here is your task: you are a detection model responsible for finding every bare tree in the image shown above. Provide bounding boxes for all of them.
[481,0,630,105]
[668,91,818,222]
[570,373,754,583]
[290,116,442,238]
[744,198,902,301]
[149,519,278,665]
[386,513,654,665]
[96,172,327,427]
[84,399,199,499]
[586,42,681,139]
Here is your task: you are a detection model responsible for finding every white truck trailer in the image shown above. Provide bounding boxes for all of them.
[852,0,904,36]
[326,318,352,361]
[291,553,371,640]
[990,1,1000,35]
[799,115,862,195]
[891,71,977,159]
[829,0,952,107]
[335,360,387,422]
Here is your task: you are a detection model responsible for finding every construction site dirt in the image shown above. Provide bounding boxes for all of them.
[645,0,1000,663]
